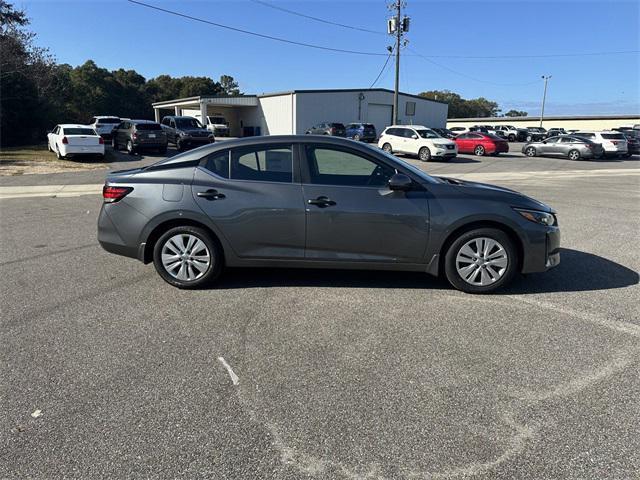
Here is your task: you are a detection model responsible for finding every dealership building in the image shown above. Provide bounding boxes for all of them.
[152,88,448,137]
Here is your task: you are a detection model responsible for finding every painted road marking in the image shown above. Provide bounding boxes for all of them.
[1,168,639,200]
[217,356,240,386]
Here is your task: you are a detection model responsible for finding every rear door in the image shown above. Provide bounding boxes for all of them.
[301,143,429,263]
[192,143,306,259]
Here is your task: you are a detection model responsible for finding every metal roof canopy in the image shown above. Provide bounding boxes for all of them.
[152,95,258,109]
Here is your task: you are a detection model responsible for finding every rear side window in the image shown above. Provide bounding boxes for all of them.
[230,145,293,183]
[330,123,345,129]
[97,117,120,124]
[601,133,625,140]
[135,123,162,131]
[63,128,95,135]
[203,150,230,179]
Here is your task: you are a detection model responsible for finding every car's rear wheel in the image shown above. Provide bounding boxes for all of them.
[153,226,222,289]
[159,147,167,155]
[568,149,581,161]
[382,143,393,154]
[525,146,537,157]
[353,134,361,141]
[508,134,516,142]
[55,146,64,160]
[126,140,136,155]
[526,135,533,142]
[419,147,431,162]
[112,137,118,150]
[444,228,518,293]
[474,145,486,156]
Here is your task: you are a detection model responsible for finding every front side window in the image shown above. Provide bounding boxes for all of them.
[305,146,395,187]
[416,129,439,139]
[545,136,560,143]
[230,145,293,183]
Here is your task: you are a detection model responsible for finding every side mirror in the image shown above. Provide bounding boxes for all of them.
[412,134,418,139]
[388,173,413,191]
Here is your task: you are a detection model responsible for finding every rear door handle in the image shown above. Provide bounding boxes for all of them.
[197,189,225,200]
[307,196,336,208]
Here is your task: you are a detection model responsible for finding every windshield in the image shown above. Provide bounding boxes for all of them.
[209,117,228,125]
[97,118,120,124]
[601,133,625,140]
[416,129,440,139]
[63,128,96,135]
[175,118,203,129]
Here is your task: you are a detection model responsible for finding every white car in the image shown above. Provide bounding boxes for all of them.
[449,126,469,136]
[47,124,105,159]
[88,116,121,139]
[574,131,628,157]
[493,125,520,142]
[378,125,458,161]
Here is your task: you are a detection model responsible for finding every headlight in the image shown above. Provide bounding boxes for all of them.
[514,208,556,226]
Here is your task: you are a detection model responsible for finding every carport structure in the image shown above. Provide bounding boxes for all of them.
[152,95,259,137]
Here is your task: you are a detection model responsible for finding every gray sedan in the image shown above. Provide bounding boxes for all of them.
[522,135,604,160]
[98,136,560,293]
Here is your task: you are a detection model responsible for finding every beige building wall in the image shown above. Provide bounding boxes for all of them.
[447,116,640,131]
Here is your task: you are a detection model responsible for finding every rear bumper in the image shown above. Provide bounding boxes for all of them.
[134,140,168,149]
[61,145,105,156]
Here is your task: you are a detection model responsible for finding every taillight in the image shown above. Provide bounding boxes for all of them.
[98,137,104,144]
[102,185,133,203]
[62,136,68,144]
[331,128,336,134]
[132,132,138,140]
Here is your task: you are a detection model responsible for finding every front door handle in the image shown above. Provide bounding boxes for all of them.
[307,196,336,208]
[197,189,226,200]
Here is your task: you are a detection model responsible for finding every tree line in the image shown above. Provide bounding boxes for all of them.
[0,1,240,147]
[419,90,528,119]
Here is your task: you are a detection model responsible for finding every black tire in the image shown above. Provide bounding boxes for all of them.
[158,147,167,155]
[568,149,581,161]
[444,228,518,294]
[526,135,533,142]
[126,140,136,155]
[112,137,118,150]
[525,146,537,157]
[55,146,64,160]
[176,140,184,152]
[474,145,486,156]
[418,147,431,162]
[353,134,361,141]
[153,226,223,289]
[508,134,516,142]
[382,143,393,154]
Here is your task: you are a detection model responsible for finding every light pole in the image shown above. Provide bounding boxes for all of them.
[540,75,551,128]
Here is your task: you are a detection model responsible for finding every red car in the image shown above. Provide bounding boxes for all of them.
[454,132,510,156]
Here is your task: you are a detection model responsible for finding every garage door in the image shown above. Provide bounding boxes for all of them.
[367,103,393,137]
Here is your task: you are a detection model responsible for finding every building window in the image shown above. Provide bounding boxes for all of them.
[405,101,416,116]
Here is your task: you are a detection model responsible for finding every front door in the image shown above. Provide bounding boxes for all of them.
[301,144,430,263]
[192,143,306,259]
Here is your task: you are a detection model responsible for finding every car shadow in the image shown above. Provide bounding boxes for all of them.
[212,248,638,294]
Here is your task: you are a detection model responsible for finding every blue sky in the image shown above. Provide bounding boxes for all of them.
[22,0,640,115]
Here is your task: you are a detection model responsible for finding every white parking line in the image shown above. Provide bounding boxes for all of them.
[217,356,240,386]
[1,168,638,200]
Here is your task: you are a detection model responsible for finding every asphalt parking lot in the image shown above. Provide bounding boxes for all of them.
[1,144,639,479]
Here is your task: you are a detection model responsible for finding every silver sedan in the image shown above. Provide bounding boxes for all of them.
[522,135,604,160]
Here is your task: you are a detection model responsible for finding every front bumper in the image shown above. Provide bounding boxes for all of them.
[521,225,561,273]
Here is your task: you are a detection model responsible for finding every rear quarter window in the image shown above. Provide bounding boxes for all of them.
[601,133,625,140]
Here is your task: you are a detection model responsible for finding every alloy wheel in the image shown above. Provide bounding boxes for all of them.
[455,237,508,287]
[161,234,211,282]
[568,150,580,160]
[474,145,485,156]
[525,147,536,157]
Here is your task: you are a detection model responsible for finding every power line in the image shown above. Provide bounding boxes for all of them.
[369,46,395,89]
[408,47,540,87]
[248,0,384,35]
[127,0,388,56]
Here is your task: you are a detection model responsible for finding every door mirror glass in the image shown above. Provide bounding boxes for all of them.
[412,134,418,139]
[388,173,413,191]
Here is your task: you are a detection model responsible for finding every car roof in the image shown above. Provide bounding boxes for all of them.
[129,119,158,124]
[386,125,429,129]
[59,124,94,128]
[92,116,120,119]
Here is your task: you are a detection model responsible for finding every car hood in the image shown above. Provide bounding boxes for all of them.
[436,176,555,213]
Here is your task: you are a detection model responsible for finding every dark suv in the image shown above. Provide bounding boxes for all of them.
[161,116,214,151]
[305,122,346,136]
[345,123,377,142]
[112,120,168,155]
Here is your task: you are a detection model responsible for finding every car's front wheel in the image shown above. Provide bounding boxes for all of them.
[419,147,431,162]
[508,134,516,142]
[382,143,393,154]
[353,134,361,141]
[112,137,118,150]
[444,228,518,293]
[153,226,223,289]
[525,146,537,157]
[568,149,581,161]
[474,145,486,156]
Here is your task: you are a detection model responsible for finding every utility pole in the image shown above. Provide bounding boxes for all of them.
[540,75,551,128]
[388,1,409,125]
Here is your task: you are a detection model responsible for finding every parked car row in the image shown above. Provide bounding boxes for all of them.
[522,130,633,160]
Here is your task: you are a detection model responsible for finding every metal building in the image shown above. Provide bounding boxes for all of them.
[152,88,448,138]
